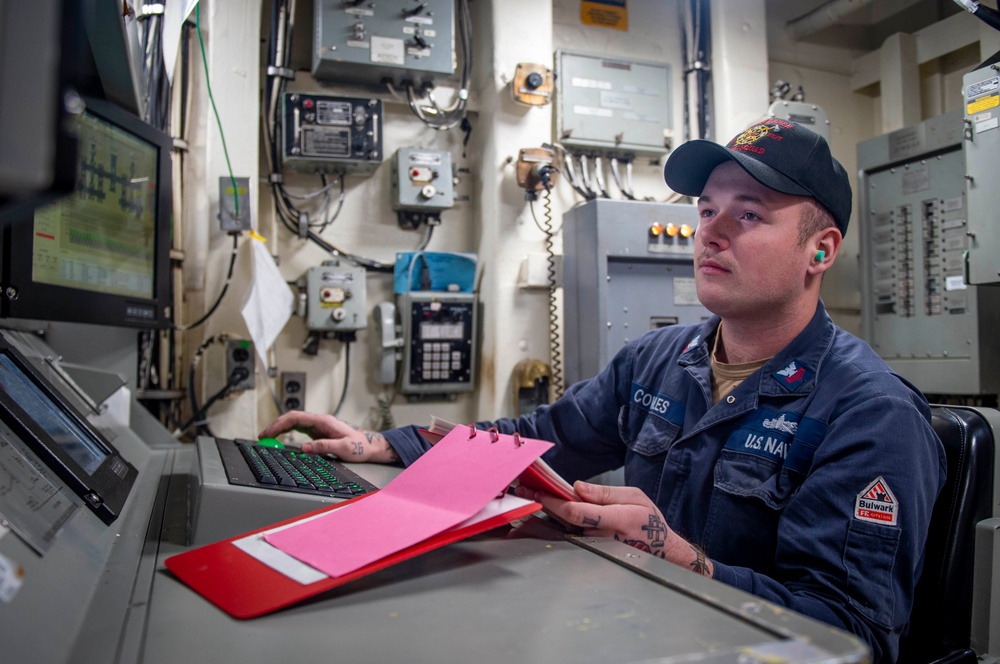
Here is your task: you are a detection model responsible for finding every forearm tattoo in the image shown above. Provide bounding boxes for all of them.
[349,424,397,462]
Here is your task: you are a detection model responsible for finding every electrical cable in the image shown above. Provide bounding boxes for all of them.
[403,0,473,130]
[610,158,636,200]
[332,338,351,417]
[552,143,595,200]
[195,4,240,219]
[178,334,239,439]
[535,171,563,399]
[593,156,611,198]
[176,233,240,330]
[955,0,1000,31]
[176,370,245,437]
[262,0,395,270]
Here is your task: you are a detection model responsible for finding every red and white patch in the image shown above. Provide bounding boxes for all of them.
[854,476,898,526]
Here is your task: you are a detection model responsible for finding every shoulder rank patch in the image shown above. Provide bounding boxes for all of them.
[855,476,898,526]
[772,359,813,391]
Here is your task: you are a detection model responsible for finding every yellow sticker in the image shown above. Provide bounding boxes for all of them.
[249,230,267,242]
[967,94,999,115]
[581,0,628,31]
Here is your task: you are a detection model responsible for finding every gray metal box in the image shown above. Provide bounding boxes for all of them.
[390,147,454,211]
[555,50,672,156]
[280,93,383,175]
[398,290,476,396]
[562,199,709,386]
[963,65,1000,286]
[857,111,1000,396]
[312,0,455,86]
[306,262,367,332]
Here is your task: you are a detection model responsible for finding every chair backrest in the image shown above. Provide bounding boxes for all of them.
[898,405,996,663]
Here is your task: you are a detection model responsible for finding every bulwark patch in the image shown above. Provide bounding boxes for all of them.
[855,476,898,526]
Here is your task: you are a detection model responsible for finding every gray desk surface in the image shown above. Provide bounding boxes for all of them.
[135,454,868,664]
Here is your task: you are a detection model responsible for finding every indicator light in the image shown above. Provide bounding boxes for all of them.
[649,223,664,237]
[680,224,694,238]
[665,223,679,237]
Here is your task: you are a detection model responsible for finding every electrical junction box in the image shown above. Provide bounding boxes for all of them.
[280,93,383,175]
[306,262,367,332]
[218,176,251,232]
[857,110,1000,397]
[391,148,454,212]
[312,0,455,87]
[555,50,672,157]
[562,199,708,386]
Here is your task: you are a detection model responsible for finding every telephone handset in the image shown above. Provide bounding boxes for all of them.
[374,301,402,385]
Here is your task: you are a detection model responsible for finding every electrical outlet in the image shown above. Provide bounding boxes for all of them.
[225,339,256,392]
[279,371,307,412]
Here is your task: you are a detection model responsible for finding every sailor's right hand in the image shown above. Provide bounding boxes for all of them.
[258,411,400,464]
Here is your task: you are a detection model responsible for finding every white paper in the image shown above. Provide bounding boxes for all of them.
[233,496,535,586]
[241,238,294,365]
[163,0,201,85]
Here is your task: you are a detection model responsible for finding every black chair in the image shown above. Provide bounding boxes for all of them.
[898,405,996,663]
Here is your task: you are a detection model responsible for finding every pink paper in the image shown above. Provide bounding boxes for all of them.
[264,427,551,577]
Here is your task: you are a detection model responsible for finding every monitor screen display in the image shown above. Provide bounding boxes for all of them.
[0,97,172,329]
[0,352,109,474]
[0,331,138,525]
[31,111,157,301]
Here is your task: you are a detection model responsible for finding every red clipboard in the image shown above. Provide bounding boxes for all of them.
[165,492,541,619]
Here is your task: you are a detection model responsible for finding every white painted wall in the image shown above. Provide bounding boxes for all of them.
[170,1,994,440]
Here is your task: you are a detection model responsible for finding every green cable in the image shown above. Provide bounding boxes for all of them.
[195,4,239,220]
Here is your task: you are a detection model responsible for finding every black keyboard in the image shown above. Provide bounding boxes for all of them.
[215,438,377,499]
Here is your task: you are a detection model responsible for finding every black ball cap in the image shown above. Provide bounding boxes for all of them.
[663,119,852,235]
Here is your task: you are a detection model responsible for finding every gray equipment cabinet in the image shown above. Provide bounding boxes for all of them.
[857,110,1000,397]
[562,199,710,386]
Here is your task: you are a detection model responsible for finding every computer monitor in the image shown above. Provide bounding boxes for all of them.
[0,330,137,524]
[0,97,173,329]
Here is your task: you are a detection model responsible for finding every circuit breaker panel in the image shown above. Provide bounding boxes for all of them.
[312,0,455,86]
[562,199,710,386]
[858,111,1000,396]
[963,64,1000,286]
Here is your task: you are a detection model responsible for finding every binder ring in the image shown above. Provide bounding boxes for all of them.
[488,427,500,443]
[467,425,477,439]
[513,432,523,447]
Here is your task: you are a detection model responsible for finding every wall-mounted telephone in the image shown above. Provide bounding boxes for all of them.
[396,291,477,398]
[375,301,403,385]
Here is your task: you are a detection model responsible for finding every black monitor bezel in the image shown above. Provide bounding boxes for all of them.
[0,331,137,525]
[0,96,172,329]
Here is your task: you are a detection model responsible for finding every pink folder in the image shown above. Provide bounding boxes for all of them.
[264,425,552,578]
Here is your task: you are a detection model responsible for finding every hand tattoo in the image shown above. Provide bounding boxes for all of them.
[581,515,601,527]
[641,514,667,548]
[351,441,364,455]
[690,546,711,576]
[616,536,666,559]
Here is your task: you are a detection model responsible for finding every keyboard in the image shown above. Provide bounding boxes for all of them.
[215,437,378,499]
